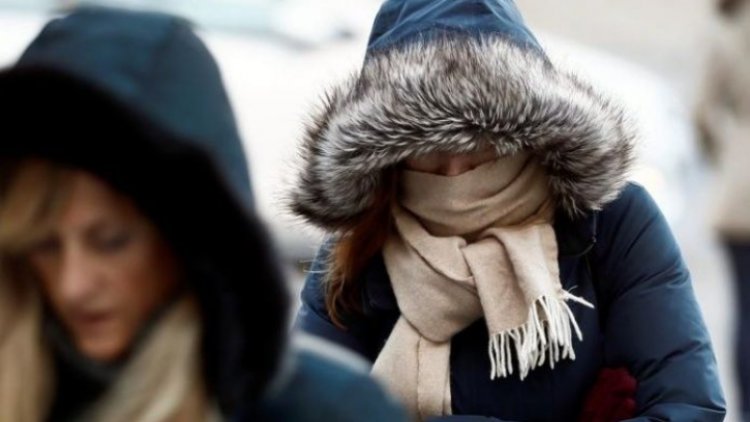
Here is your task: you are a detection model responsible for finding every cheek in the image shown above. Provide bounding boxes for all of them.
[113,244,180,320]
[94,243,180,355]
[29,254,61,302]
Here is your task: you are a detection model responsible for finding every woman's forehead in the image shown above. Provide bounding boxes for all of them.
[55,171,141,230]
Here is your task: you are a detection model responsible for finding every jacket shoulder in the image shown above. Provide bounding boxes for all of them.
[256,342,406,422]
[599,182,658,221]
[594,182,665,251]
[592,182,677,268]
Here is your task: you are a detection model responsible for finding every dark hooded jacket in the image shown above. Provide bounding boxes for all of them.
[0,6,405,422]
[292,0,727,421]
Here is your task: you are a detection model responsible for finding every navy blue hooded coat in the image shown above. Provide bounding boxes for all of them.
[291,0,727,421]
[0,6,405,422]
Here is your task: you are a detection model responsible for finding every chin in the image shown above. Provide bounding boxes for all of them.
[77,338,128,363]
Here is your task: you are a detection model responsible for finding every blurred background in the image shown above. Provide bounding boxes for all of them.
[0,0,738,419]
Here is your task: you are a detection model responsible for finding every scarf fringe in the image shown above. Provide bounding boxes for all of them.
[489,292,594,380]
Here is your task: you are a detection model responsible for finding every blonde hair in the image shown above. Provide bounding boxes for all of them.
[0,159,217,422]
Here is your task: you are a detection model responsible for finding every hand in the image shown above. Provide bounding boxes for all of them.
[579,367,637,422]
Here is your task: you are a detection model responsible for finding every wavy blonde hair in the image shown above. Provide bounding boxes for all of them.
[0,159,218,422]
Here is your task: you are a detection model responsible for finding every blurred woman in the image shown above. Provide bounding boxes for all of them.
[697,0,750,419]
[292,0,726,421]
[0,7,405,422]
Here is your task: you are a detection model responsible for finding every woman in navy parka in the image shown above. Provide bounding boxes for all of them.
[291,0,726,421]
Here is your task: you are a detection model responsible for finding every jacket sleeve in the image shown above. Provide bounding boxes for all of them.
[293,239,376,360]
[591,183,726,421]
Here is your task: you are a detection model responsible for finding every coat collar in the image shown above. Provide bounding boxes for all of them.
[555,209,598,258]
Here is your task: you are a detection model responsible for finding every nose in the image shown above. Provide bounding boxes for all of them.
[59,247,100,305]
[441,156,474,176]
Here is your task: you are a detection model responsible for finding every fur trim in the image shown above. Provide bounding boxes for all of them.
[291,36,636,229]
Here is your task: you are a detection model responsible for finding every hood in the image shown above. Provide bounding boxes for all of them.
[16,5,253,208]
[0,7,287,415]
[291,0,636,229]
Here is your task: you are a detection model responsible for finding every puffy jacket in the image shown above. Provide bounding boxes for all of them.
[298,183,725,421]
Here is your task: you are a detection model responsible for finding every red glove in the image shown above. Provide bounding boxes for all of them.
[579,367,637,422]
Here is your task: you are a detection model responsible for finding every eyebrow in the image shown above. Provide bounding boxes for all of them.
[71,218,124,240]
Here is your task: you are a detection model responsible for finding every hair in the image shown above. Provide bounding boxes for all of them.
[0,159,217,422]
[719,0,748,16]
[325,168,397,327]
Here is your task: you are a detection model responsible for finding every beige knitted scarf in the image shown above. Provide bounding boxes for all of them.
[372,153,593,420]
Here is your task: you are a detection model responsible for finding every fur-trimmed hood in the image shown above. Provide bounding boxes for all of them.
[291,0,636,229]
